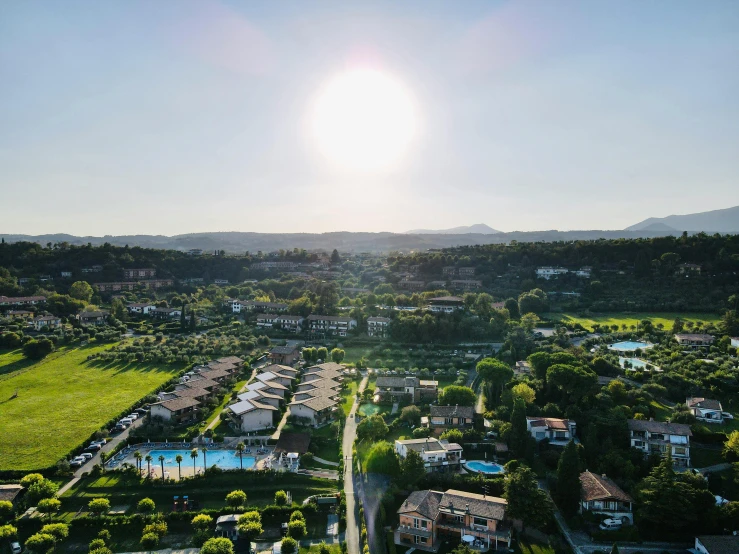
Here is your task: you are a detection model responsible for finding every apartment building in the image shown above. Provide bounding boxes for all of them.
[451,279,482,291]
[123,268,156,279]
[367,316,391,337]
[306,315,357,337]
[427,296,464,313]
[627,419,691,467]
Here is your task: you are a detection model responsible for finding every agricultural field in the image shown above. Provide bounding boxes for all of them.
[545,312,721,332]
[0,344,181,471]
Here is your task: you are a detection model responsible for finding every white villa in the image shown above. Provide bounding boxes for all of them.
[526,417,576,445]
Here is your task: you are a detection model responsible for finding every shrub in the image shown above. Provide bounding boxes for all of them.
[89,539,107,550]
[97,529,111,543]
[140,532,159,549]
[287,520,306,539]
[137,498,156,514]
[89,548,112,554]
[225,490,247,508]
[24,533,56,554]
[274,490,288,506]
[191,514,213,531]
[200,537,235,554]
[280,537,297,554]
[289,510,305,523]
[39,523,68,541]
[143,521,167,537]
[87,498,111,517]
[27,479,59,504]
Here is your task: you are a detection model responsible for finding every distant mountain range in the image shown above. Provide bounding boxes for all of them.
[625,205,739,233]
[404,223,500,235]
[0,229,704,254]
[3,206,736,253]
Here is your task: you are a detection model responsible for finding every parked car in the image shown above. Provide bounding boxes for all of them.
[119,418,133,425]
[127,413,139,420]
[11,542,22,554]
[70,456,86,468]
[599,518,622,531]
[86,442,102,451]
[722,412,734,420]
[80,452,93,461]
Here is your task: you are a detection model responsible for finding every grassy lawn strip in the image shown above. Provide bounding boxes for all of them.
[341,346,373,364]
[545,311,720,332]
[341,380,358,416]
[0,344,181,471]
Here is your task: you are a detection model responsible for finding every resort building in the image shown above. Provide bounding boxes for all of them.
[306,315,357,337]
[150,397,200,424]
[686,397,725,424]
[289,395,339,427]
[395,489,510,552]
[227,397,277,433]
[122,268,156,279]
[579,470,634,524]
[256,370,295,388]
[674,333,714,348]
[526,417,577,445]
[367,316,392,337]
[451,279,482,291]
[395,438,464,473]
[427,296,464,313]
[627,419,691,467]
[536,267,568,279]
[227,299,289,314]
[151,307,182,319]
[268,345,301,365]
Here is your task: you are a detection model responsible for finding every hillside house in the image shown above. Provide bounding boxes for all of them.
[78,310,109,326]
[33,315,61,330]
[429,405,475,435]
[0,296,46,307]
[628,419,691,467]
[694,536,739,554]
[395,438,464,473]
[395,489,510,552]
[151,307,182,320]
[451,279,482,291]
[427,296,464,313]
[123,268,156,279]
[289,395,339,427]
[686,397,725,423]
[375,376,438,403]
[126,303,156,315]
[536,267,568,279]
[526,417,576,445]
[580,470,634,524]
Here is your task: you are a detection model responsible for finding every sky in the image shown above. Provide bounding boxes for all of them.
[1,0,738,236]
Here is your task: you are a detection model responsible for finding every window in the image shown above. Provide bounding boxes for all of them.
[445,417,454,425]
[473,517,487,527]
[414,536,425,544]
[413,519,425,529]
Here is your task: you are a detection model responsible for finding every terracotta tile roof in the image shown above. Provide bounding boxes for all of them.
[686,397,722,410]
[527,417,570,430]
[398,490,444,520]
[154,397,200,411]
[289,395,337,412]
[439,489,507,521]
[580,470,634,503]
[627,419,692,436]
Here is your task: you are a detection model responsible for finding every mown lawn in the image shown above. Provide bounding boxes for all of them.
[341,346,374,364]
[545,312,721,331]
[0,344,181,470]
[341,380,358,416]
[0,348,39,377]
[515,538,557,554]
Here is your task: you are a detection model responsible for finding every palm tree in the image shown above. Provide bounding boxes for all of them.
[202,447,208,471]
[190,448,198,475]
[145,454,153,479]
[134,450,143,472]
[236,442,245,470]
[175,454,183,480]
[158,455,166,482]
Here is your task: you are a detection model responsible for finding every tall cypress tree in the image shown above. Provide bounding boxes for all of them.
[190,311,196,331]
[509,398,529,461]
[180,305,187,330]
[555,440,582,518]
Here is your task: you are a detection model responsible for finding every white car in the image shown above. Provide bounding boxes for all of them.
[80,452,93,461]
[128,413,139,420]
[11,542,22,554]
[599,518,622,531]
[70,456,86,468]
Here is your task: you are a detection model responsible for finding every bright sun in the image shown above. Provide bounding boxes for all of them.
[311,69,416,171]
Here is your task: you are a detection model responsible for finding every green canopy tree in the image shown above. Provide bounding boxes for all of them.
[356,415,388,442]
[509,398,531,461]
[504,466,553,531]
[438,385,476,407]
[400,449,426,487]
[200,538,234,554]
[476,358,513,406]
[365,442,400,477]
[69,281,93,302]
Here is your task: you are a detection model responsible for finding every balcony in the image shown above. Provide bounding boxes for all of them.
[394,529,440,552]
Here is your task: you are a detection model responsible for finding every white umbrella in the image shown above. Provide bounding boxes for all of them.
[462,535,475,543]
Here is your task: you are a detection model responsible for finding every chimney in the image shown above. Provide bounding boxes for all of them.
[465,503,470,513]
[602,474,607,479]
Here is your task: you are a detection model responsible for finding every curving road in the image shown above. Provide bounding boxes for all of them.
[342,374,368,554]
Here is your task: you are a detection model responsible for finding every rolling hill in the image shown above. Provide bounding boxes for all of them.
[626,205,739,233]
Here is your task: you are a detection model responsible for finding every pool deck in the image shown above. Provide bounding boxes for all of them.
[110,444,276,480]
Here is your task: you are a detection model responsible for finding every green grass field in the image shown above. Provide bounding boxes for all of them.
[341,346,374,364]
[545,312,721,332]
[0,344,181,471]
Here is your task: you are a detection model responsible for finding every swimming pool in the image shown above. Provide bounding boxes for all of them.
[618,357,661,372]
[465,461,505,475]
[358,403,381,416]
[609,341,651,352]
[145,450,256,470]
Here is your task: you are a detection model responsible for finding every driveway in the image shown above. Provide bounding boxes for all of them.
[343,374,368,554]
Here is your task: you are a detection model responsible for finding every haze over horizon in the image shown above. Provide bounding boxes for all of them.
[1,1,737,236]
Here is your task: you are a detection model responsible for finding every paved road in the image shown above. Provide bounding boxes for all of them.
[58,417,145,496]
[343,374,368,554]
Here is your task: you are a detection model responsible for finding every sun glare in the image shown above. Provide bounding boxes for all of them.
[311,69,416,171]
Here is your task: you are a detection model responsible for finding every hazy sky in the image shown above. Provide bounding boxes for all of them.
[1,0,737,235]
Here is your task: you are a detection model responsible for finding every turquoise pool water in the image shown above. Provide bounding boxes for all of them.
[619,357,660,372]
[609,341,651,351]
[465,461,505,474]
[358,403,381,416]
[146,449,256,470]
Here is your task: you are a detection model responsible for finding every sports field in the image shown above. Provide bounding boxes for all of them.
[545,312,721,331]
[0,344,180,471]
